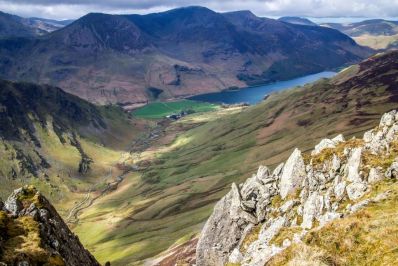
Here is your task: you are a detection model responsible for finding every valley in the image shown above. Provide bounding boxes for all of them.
[66,51,398,265]
[1,4,398,266]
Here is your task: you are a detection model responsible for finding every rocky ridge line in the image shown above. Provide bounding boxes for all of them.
[0,186,100,266]
[196,110,398,266]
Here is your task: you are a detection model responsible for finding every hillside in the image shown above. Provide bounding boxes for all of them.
[0,11,70,38]
[0,7,371,104]
[197,109,398,265]
[0,78,143,221]
[68,50,398,265]
[322,19,398,50]
[0,186,99,265]
[278,16,317,26]
[0,11,39,38]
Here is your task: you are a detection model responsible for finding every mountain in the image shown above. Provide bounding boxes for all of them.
[0,77,141,219]
[197,109,398,265]
[68,50,398,265]
[0,11,38,38]
[278,16,318,26]
[322,19,398,50]
[0,186,99,265]
[23,17,74,33]
[0,11,71,38]
[0,7,371,104]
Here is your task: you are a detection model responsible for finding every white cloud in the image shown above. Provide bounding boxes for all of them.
[0,0,398,20]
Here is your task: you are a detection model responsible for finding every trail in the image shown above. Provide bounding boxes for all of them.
[66,121,166,225]
[66,168,112,224]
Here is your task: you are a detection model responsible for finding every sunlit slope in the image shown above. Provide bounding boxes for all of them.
[0,79,141,216]
[74,50,398,265]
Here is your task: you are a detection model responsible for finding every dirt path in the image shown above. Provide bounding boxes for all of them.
[66,121,168,225]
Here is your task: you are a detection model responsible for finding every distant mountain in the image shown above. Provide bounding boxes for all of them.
[0,11,71,38]
[322,19,398,50]
[0,7,371,104]
[0,11,38,38]
[278,16,317,26]
[23,17,74,33]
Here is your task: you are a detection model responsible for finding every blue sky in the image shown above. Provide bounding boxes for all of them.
[0,0,397,21]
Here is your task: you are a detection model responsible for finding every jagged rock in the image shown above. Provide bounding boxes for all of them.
[319,212,342,226]
[346,182,367,200]
[386,124,398,143]
[256,165,271,184]
[385,162,398,179]
[241,217,286,266]
[4,187,23,216]
[380,110,397,127]
[197,110,398,266]
[228,248,243,264]
[0,186,100,266]
[312,134,345,156]
[280,200,295,214]
[230,183,257,223]
[260,216,287,243]
[242,245,283,266]
[0,199,4,211]
[196,183,252,266]
[334,181,346,201]
[368,167,383,183]
[279,149,306,199]
[302,192,324,229]
[331,154,341,172]
[346,147,362,182]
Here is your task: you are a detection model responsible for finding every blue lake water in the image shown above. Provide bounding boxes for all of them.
[189,71,336,105]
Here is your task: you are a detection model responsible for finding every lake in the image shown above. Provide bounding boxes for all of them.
[189,71,336,105]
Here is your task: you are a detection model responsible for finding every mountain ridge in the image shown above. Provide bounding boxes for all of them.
[0,7,371,104]
[0,186,100,265]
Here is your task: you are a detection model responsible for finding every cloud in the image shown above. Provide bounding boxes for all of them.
[0,0,398,20]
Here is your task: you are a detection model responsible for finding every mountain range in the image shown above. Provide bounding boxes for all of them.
[0,7,371,104]
[2,5,398,266]
[322,19,398,50]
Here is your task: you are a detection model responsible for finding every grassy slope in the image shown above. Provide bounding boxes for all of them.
[73,51,398,265]
[0,80,144,217]
[269,180,398,265]
[354,34,398,50]
[132,100,219,119]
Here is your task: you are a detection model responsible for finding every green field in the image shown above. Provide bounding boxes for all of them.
[132,100,219,119]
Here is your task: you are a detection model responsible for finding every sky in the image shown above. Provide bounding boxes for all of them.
[0,0,397,21]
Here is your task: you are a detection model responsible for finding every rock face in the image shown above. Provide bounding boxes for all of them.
[0,186,100,266]
[196,110,398,266]
[279,149,306,199]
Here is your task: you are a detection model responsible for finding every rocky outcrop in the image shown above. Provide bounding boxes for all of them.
[196,110,398,266]
[0,186,100,266]
[279,149,305,199]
